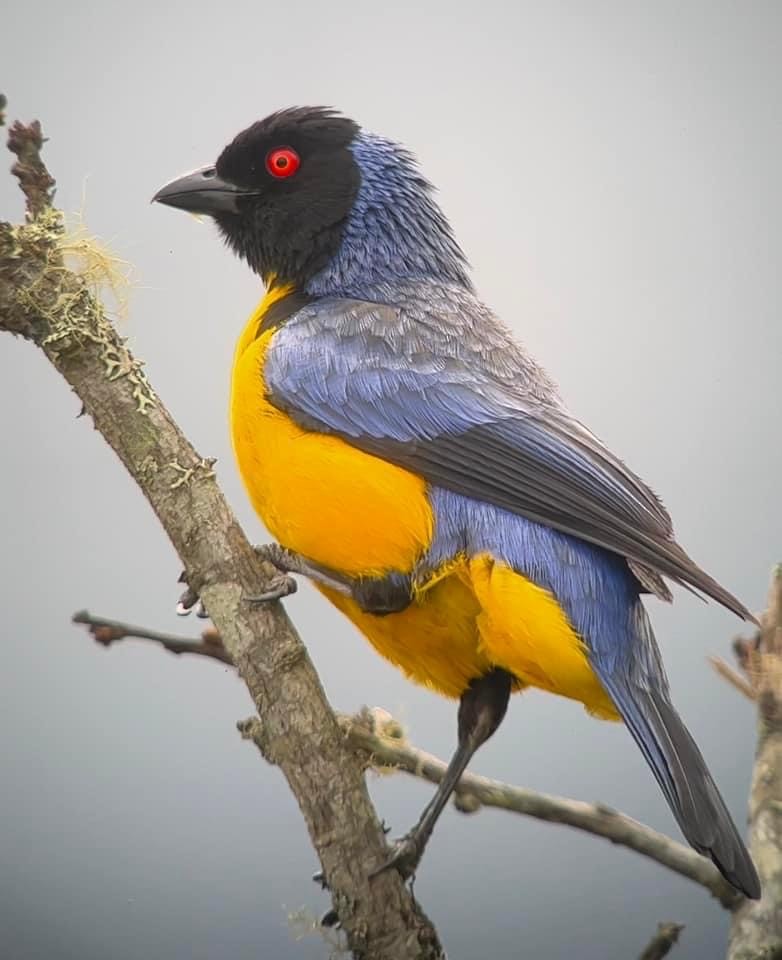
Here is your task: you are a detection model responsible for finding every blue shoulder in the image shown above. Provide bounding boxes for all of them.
[264,292,517,440]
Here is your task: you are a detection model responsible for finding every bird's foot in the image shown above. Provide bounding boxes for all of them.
[244,574,298,604]
[251,542,353,599]
[175,571,209,619]
[242,543,300,604]
[174,549,298,615]
[370,830,424,881]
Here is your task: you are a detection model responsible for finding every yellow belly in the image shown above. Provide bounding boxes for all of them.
[230,289,618,718]
[230,293,433,578]
[318,556,617,717]
[319,569,494,699]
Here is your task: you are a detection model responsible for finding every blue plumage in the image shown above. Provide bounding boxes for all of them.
[154,105,759,897]
[423,488,643,676]
[308,133,472,296]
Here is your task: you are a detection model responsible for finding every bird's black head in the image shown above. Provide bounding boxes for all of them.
[154,107,361,285]
[156,106,471,295]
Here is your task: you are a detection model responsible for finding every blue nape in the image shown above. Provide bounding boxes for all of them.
[307,132,473,297]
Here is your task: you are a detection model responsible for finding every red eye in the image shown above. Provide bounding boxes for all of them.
[266,147,300,179]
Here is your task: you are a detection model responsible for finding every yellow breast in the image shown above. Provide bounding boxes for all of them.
[229,287,434,578]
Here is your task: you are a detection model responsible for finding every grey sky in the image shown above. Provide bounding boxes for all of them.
[2,2,781,958]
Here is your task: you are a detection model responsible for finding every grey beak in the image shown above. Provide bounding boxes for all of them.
[153,164,251,215]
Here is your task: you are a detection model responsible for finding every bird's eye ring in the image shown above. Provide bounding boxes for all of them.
[266,147,300,179]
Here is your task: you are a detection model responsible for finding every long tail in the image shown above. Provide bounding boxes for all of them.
[599,672,760,899]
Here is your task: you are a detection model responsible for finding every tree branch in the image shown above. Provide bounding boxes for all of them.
[726,566,782,960]
[0,104,443,960]
[259,708,742,909]
[72,607,742,909]
[638,923,684,960]
[72,610,234,665]
[337,715,740,908]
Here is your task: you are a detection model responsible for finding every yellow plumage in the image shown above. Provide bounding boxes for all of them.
[230,288,619,719]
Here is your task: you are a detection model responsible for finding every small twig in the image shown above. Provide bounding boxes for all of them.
[638,922,684,960]
[71,608,739,906]
[6,113,55,219]
[709,656,757,701]
[72,610,233,665]
[237,704,740,910]
[69,606,742,909]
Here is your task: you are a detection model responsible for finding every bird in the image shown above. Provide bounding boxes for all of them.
[154,106,760,899]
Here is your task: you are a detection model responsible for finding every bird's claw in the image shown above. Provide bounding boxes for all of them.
[244,574,298,604]
[369,832,423,881]
[245,543,301,604]
[176,576,209,618]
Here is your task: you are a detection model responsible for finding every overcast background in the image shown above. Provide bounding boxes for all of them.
[2,2,781,958]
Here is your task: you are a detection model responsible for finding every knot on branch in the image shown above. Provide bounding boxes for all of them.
[359,705,407,743]
[453,791,482,814]
[337,707,408,772]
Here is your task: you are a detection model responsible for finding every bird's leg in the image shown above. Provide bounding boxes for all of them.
[246,543,352,602]
[372,667,513,880]
[173,545,321,616]
[248,543,414,614]
[176,545,414,617]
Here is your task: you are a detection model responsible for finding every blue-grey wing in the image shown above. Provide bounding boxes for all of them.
[265,296,751,620]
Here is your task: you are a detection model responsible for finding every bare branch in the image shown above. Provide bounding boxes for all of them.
[72,610,233,665]
[74,601,741,910]
[709,656,756,701]
[728,566,782,960]
[345,711,743,908]
[638,923,684,960]
[1,110,443,960]
[238,705,741,910]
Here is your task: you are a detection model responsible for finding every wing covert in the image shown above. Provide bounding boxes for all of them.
[264,296,752,620]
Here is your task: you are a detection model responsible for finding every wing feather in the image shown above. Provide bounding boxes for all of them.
[264,294,752,621]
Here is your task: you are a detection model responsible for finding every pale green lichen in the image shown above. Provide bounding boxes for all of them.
[167,457,217,490]
[11,213,156,415]
[59,208,133,322]
[21,206,63,246]
[138,455,160,483]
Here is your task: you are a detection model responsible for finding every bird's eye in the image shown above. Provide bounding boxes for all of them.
[265,147,300,179]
